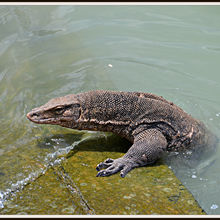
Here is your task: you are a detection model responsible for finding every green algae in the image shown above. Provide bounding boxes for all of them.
[0,133,206,215]
[62,135,205,215]
[0,168,88,215]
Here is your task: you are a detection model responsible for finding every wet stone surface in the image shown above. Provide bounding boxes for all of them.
[0,133,206,215]
[0,168,88,215]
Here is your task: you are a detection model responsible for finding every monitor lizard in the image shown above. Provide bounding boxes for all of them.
[26,90,216,177]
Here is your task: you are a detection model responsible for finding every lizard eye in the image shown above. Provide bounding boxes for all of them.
[54,107,65,115]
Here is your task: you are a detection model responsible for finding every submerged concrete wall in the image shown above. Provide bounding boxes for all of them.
[0,133,205,215]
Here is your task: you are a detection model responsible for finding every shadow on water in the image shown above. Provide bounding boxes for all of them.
[74,134,132,153]
[36,133,84,150]
[32,122,219,184]
[36,131,165,167]
[35,131,132,156]
[35,127,218,173]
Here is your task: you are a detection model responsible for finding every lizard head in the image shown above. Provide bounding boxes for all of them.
[26,94,81,128]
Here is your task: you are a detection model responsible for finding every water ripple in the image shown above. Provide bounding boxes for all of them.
[109,56,194,79]
[0,136,91,209]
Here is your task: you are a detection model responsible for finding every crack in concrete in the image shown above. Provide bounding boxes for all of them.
[52,165,95,215]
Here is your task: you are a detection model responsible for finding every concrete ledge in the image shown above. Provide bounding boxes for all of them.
[0,133,206,215]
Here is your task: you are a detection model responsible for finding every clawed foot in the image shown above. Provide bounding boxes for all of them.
[96,157,135,178]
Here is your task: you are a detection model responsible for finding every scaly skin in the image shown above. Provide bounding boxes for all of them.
[26,90,214,177]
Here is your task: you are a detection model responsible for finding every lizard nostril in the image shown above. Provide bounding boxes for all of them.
[27,112,39,119]
[32,113,39,117]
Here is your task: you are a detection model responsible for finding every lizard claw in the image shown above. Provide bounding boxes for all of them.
[96,158,114,171]
[96,163,123,177]
[96,158,134,177]
[120,165,133,178]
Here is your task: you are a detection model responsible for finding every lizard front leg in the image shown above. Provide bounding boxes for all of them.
[96,129,167,177]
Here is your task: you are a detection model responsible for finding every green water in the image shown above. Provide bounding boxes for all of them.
[0,5,220,214]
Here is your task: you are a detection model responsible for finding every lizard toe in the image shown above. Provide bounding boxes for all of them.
[96,158,115,171]
[120,165,133,178]
[96,162,112,171]
[96,164,124,177]
[104,158,114,163]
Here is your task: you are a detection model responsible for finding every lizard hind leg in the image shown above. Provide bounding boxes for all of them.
[96,129,168,178]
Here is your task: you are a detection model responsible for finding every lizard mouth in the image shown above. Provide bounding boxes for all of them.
[26,112,57,124]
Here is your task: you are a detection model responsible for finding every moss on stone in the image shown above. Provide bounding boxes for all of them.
[0,133,206,215]
[0,169,87,215]
[62,151,205,215]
